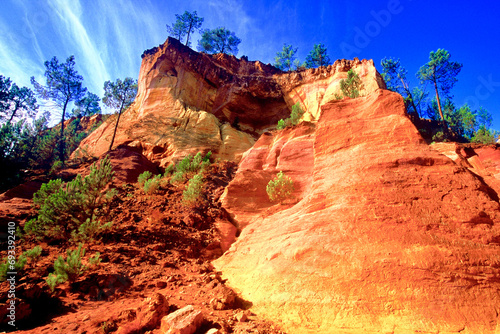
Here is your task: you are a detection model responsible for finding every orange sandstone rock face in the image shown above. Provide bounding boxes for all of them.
[77,38,384,165]
[214,89,500,333]
[221,122,315,229]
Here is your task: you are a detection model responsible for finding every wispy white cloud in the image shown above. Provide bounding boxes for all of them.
[47,0,110,96]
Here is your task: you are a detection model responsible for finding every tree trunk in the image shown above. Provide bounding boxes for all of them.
[108,102,124,152]
[398,76,420,120]
[8,105,18,124]
[59,100,69,164]
[433,80,447,129]
[185,22,193,46]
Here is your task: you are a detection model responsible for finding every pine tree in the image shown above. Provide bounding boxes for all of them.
[197,27,241,56]
[417,49,462,128]
[102,78,137,151]
[31,56,87,164]
[166,11,204,47]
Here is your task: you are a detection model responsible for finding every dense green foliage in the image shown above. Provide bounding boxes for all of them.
[276,103,305,130]
[137,171,153,187]
[166,11,204,47]
[31,55,87,163]
[382,49,497,143]
[197,27,241,55]
[337,69,364,99]
[72,92,101,118]
[102,77,138,151]
[274,44,299,71]
[266,171,295,203]
[170,151,211,184]
[0,74,103,191]
[305,44,331,68]
[0,75,38,124]
[25,156,115,241]
[46,244,100,291]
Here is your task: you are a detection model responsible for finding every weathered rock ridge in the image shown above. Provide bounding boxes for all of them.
[215,89,500,333]
[77,38,385,166]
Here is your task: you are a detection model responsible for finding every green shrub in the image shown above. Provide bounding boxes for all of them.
[170,152,212,184]
[0,246,44,282]
[0,254,27,282]
[182,173,205,207]
[432,131,445,142]
[338,69,364,99]
[24,245,42,260]
[143,175,161,194]
[45,244,100,291]
[25,155,115,242]
[471,126,499,144]
[266,171,295,203]
[164,164,175,177]
[137,171,153,186]
[73,219,113,241]
[276,103,305,130]
[276,119,286,130]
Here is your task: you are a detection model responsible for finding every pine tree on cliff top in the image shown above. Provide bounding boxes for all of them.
[274,44,298,71]
[197,27,241,56]
[305,43,331,68]
[417,49,462,128]
[166,11,204,47]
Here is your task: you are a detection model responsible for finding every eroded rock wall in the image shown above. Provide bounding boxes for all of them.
[214,89,500,333]
[76,38,385,166]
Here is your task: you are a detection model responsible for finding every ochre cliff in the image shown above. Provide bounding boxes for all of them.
[214,89,500,333]
[76,38,385,166]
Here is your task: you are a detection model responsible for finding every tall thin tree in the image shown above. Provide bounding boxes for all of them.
[381,57,426,120]
[417,49,462,128]
[31,55,87,163]
[166,11,204,47]
[102,78,138,151]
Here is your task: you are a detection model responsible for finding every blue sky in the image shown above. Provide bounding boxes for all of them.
[1,0,500,130]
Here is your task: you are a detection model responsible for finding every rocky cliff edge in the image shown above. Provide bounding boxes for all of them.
[76,38,385,166]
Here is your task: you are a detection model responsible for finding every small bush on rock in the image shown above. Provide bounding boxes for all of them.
[276,103,305,130]
[335,69,364,99]
[266,171,295,203]
[0,254,27,282]
[0,245,44,282]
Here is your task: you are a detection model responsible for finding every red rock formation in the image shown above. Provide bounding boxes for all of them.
[76,38,385,166]
[215,89,500,333]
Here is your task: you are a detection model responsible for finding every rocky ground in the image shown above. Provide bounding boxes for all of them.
[0,159,285,334]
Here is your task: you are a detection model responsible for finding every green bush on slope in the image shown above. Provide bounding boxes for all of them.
[24,155,115,242]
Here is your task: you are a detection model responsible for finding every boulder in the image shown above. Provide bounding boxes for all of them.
[160,305,204,334]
